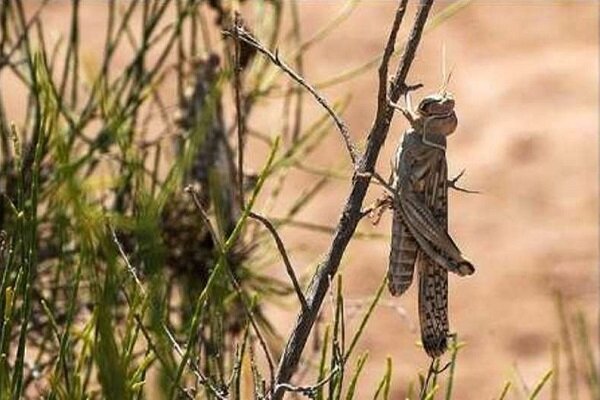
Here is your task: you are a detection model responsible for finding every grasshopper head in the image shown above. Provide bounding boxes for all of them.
[416,92,457,136]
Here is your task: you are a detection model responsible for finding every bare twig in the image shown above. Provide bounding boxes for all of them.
[356,170,396,196]
[228,271,277,392]
[271,1,435,397]
[419,358,439,400]
[274,365,340,397]
[133,317,196,400]
[377,0,410,116]
[224,25,359,166]
[0,0,50,70]
[271,218,387,240]
[184,185,221,245]
[232,13,246,208]
[249,212,307,310]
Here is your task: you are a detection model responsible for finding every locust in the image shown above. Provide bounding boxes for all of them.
[384,90,476,358]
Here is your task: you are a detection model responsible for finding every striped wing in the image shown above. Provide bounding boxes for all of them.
[388,142,418,296]
[388,209,418,296]
[398,186,474,276]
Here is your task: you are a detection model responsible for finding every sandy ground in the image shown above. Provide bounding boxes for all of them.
[4,1,599,399]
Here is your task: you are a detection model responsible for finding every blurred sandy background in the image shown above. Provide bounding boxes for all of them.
[5,1,599,399]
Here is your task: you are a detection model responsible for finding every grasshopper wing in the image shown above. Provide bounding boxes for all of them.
[399,189,474,276]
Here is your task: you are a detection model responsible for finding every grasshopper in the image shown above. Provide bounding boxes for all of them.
[386,90,475,358]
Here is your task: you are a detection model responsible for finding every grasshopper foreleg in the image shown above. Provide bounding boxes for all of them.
[447,169,480,194]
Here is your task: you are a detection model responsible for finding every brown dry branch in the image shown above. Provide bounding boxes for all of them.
[232,12,246,209]
[223,25,359,167]
[225,0,436,398]
[249,211,308,310]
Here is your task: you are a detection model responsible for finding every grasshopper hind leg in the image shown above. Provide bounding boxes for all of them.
[418,254,449,358]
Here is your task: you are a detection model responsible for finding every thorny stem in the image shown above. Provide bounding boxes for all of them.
[270,1,435,398]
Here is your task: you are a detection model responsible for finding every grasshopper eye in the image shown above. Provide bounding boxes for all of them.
[417,96,440,114]
[418,94,455,116]
[441,96,455,110]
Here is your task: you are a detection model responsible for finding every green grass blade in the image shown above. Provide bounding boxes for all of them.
[345,352,369,400]
[528,370,553,400]
[497,381,511,400]
[316,324,331,400]
[373,357,392,400]
[444,336,465,400]
[574,313,600,399]
[344,274,386,361]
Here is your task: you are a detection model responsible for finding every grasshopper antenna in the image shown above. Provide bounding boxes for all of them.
[439,42,455,97]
